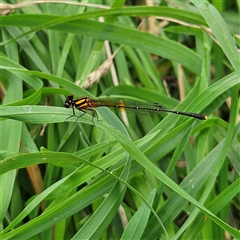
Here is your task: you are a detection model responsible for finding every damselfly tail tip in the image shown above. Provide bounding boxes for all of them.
[197,114,208,120]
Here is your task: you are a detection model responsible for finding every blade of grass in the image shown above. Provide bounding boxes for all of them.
[1,14,203,75]
[0,29,22,223]
[191,0,240,75]
[120,189,157,240]
[72,158,130,239]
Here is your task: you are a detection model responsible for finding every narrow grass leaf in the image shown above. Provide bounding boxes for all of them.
[120,189,157,240]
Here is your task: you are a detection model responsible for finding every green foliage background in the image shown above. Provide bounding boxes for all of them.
[0,0,239,239]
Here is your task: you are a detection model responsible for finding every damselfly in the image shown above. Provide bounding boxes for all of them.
[64,95,207,124]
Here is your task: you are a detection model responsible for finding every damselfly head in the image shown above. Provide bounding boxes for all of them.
[65,95,75,108]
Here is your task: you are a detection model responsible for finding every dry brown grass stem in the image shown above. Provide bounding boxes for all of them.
[0,1,109,16]
[83,44,123,89]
